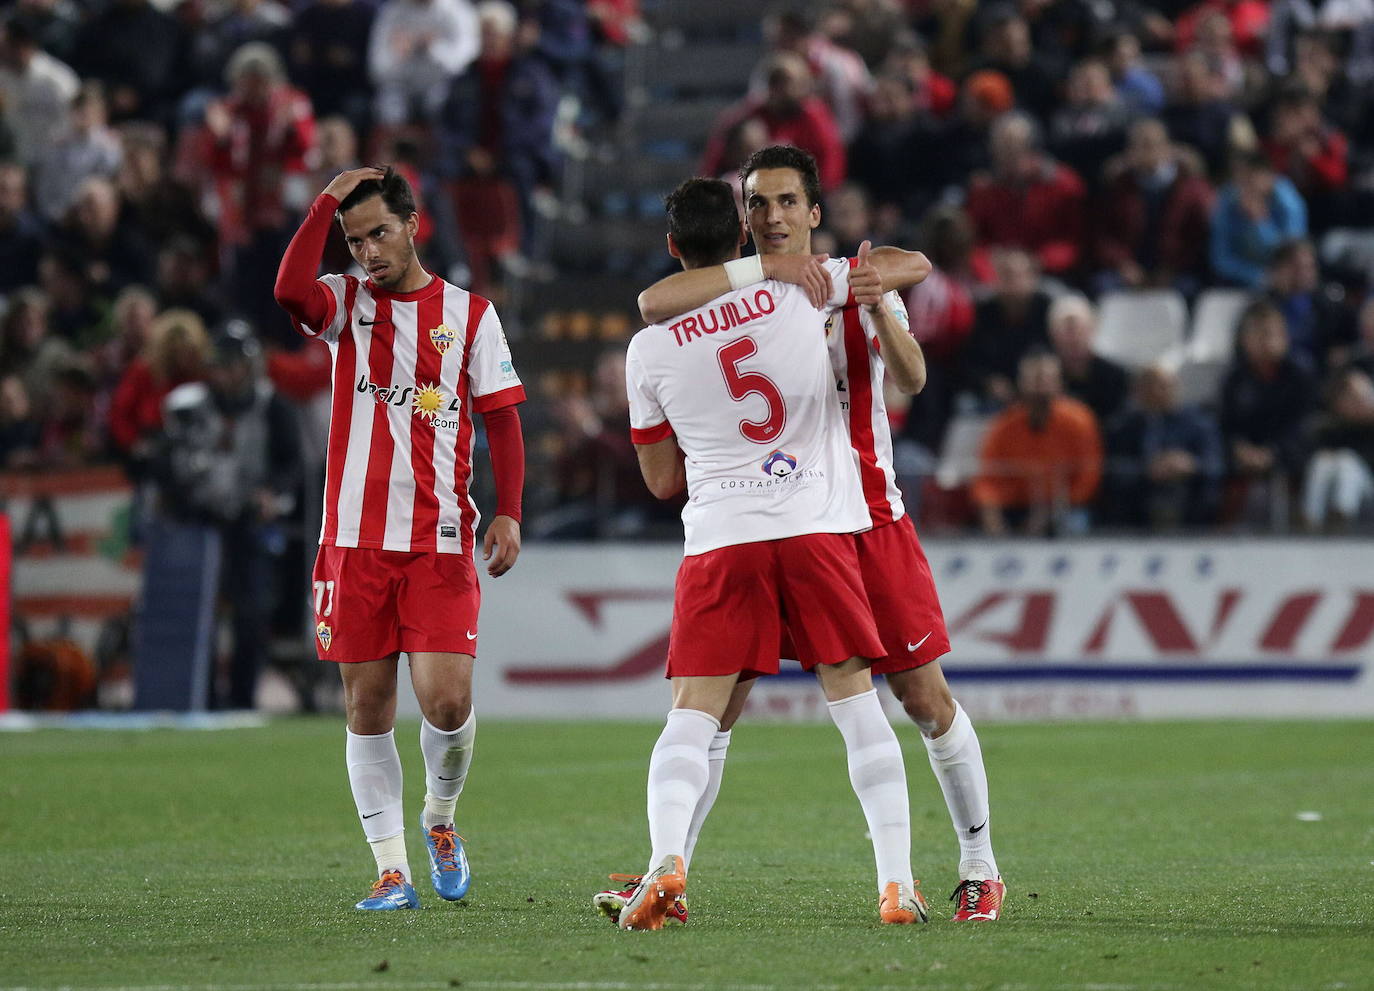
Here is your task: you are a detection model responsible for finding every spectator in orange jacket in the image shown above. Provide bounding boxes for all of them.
[966,110,1088,278]
[971,350,1103,536]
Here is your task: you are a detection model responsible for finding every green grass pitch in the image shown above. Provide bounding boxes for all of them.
[2,717,1371,990]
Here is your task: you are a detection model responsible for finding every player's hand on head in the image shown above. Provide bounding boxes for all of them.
[322,167,387,203]
[850,240,882,310]
[764,252,833,310]
[483,515,522,577]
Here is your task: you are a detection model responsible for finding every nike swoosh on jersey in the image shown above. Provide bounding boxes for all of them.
[465,630,477,640]
[906,631,933,652]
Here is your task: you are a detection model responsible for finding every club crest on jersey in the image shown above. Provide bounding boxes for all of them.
[316,621,332,651]
[761,449,798,477]
[429,324,456,355]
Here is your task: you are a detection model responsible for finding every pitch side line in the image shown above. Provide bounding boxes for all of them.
[1,981,1356,991]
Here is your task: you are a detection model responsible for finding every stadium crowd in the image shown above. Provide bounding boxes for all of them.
[2,0,1374,543]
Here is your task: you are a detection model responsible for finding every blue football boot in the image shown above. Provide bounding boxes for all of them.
[354,869,420,910]
[420,816,471,900]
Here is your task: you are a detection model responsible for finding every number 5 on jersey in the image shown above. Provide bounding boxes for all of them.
[718,336,787,444]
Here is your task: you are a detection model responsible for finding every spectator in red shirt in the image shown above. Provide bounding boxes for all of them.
[966,110,1088,278]
[899,205,978,451]
[1174,0,1270,58]
[885,34,957,120]
[205,41,316,336]
[762,8,873,143]
[702,52,847,192]
[108,308,210,473]
[1093,117,1215,296]
[1263,84,1349,229]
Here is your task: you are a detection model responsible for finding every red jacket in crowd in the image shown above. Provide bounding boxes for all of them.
[1263,131,1350,197]
[208,83,316,244]
[965,157,1087,276]
[1094,158,1215,283]
[702,95,847,192]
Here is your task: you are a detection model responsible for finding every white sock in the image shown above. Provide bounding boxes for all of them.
[827,688,913,895]
[346,729,409,880]
[924,701,998,879]
[646,708,720,873]
[420,712,475,828]
[682,729,731,872]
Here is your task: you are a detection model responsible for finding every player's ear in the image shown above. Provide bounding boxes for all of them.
[809,203,821,230]
[666,233,682,260]
[405,211,419,240]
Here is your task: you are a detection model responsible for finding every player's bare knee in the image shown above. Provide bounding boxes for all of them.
[422,692,472,732]
[345,697,396,735]
[888,672,955,737]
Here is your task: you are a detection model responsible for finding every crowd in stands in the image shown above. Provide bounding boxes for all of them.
[697,0,1374,535]
[0,0,626,490]
[3,0,1374,539]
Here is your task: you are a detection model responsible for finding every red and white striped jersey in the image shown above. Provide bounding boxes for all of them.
[294,272,525,555]
[825,289,909,527]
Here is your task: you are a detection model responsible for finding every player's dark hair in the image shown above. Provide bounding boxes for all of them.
[664,178,741,268]
[336,166,416,223]
[739,145,823,208]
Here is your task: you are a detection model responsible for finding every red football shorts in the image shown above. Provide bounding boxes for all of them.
[860,515,951,675]
[310,545,481,662]
[666,531,884,679]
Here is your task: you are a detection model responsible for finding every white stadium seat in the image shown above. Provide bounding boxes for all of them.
[935,412,995,489]
[1094,289,1188,370]
[1173,359,1229,408]
[1187,288,1250,363]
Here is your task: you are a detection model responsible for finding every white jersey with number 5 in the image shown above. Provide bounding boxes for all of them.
[626,260,869,555]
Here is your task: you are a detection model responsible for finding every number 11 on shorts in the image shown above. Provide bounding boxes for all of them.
[314,579,335,618]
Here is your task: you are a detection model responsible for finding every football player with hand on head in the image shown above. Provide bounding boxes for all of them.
[605,145,1005,924]
[274,166,526,910]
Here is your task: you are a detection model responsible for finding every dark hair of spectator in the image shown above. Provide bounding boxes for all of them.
[1274,84,1318,113]
[740,145,823,208]
[1019,346,1058,368]
[1238,297,1284,335]
[336,166,416,223]
[1232,149,1274,176]
[2,14,37,48]
[664,178,741,269]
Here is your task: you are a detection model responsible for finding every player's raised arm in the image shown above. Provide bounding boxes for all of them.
[851,241,926,395]
[274,167,386,329]
[637,250,836,324]
[868,246,933,294]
